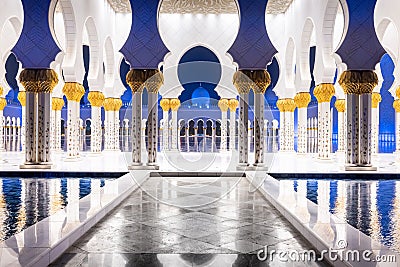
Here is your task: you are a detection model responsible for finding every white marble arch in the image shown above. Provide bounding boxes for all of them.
[0,12,22,97]
[158,9,239,99]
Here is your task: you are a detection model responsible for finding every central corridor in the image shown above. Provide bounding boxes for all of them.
[52,176,326,266]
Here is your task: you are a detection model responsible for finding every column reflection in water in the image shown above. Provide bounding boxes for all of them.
[313,180,334,244]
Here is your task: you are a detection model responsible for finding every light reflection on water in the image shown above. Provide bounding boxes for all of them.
[0,178,108,242]
[291,179,400,253]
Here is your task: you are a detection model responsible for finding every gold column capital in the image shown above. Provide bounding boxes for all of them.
[19,69,58,93]
[334,99,346,112]
[228,98,239,111]
[338,70,378,95]
[18,91,26,107]
[104,98,115,111]
[371,92,382,108]
[294,92,311,108]
[160,98,170,112]
[396,86,400,99]
[277,98,296,112]
[87,91,105,107]
[126,69,162,93]
[218,98,229,112]
[114,98,122,111]
[62,82,85,102]
[233,71,251,94]
[246,70,271,94]
[393,99,400,113]
[313,83,335,103]
[52,97,64,111]
[0,98,6,111]
[170,98,181,111]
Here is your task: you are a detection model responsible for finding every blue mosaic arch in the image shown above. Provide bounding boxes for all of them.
[335,0,385,69]
[12,0,61,68]
[228,0,277,70]
[119,0,169,69]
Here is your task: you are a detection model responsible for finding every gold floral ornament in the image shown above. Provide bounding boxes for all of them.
[160,98,171,112]
[62,82,85,102]
[126,69,159,93]
[170,98,181,111]
[52,97,64,111]
[114,98,123,111]
[334,99,346,112]
[103,98,115,112]
[145,70,164,93]
[339,70,378,95]
[218,98,229,112]
[0,98,6,111]
[245,70,271,94]
[19,69,58,93]
[277,98,296,112]
[393,99,400,113]
[396,86,400,100]
[313,83,335,103]
[371,92,382,108]
[233,71,251,94]
[18,91,26,107]
[228,98,239,111]
[87,91,105,107]
[0,86,3,97]
[294,92,311,108]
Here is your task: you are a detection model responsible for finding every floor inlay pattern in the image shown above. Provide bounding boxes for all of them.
[52,176,327,266]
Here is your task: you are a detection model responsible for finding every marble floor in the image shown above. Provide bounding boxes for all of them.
[0,151,399,174]
[51,176,327,266]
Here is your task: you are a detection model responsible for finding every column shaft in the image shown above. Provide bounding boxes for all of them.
[318,102,331,159]
[221,111,227,151]
[147,92,158,165]
[131,92,142,165]
[229,110,236,150]
[171,110,178,150]
[163,110,169,150]
[238,93,249,165]
[297,108,307,153]
[254,93,264,165]
[337,111,345,152]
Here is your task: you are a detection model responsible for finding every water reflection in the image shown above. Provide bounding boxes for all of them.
[291,179,400,253]
[0,178,108,242]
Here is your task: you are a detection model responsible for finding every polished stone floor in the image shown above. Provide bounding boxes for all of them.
[52,176,327,266]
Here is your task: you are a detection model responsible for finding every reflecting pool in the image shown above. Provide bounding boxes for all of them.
[288,179,400,253]
[0,178,110,241]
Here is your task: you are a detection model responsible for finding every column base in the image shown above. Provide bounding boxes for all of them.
[87,152,102,157]
[345,165,377,171]
[64,156,81,162]
[20,163,52,169]
[128,163,159,170]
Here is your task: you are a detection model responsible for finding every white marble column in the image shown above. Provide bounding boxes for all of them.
[314,84,335,160]
[277,99,296,152]
[294,92,311,154]
[103,98,114,151]
[146,73,163,169]
[87,91,104,154]
[228,99,238,151]
[160,98,170,151]
[18,91,26,152]
[51,97,64,152]
[335,99,345,152]
[170,99,180,151]
[339,70,377,170]
[218,99,229,152]
[233,71,251,168]
[0,107,5,152]
[114,99,122,151]
[131,90,143,166]
[20,69,58,168]
[371,92,381,155]
[394,100,400,155]
[62,82,85,160]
